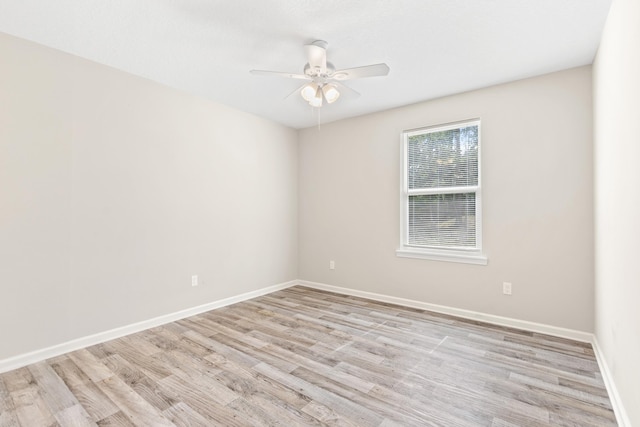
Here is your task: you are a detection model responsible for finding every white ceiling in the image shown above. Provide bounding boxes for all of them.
[0,0,611,129]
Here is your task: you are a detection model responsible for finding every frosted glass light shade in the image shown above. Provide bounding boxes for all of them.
[309,86,323,107]
[322,84,340,104]
[301,83,318,101]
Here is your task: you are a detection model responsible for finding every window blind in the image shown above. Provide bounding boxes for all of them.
[408,193,476,248]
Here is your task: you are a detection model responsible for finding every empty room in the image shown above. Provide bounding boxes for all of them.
[0,0,638,426]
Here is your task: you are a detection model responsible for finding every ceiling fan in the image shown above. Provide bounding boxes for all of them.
[250,40,390,107]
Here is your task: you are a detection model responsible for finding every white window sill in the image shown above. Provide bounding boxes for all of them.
[396,247,488,265]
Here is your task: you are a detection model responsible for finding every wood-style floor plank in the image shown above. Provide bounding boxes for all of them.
[0,376,20,427]
[0,286,618,426]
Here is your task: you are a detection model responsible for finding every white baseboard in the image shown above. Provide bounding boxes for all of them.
[0,280,297,374]
[1,278,629,427]
[591,337,632,427]
[297,280,593,342]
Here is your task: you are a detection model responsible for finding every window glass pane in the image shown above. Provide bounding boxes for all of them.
[408,125,479,189]
[408,193,476,248]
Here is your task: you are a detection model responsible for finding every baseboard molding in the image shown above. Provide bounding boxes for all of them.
[297,280,593,342]
[0,280,297,374]
[591,337,632,427]
[0,278,630,426]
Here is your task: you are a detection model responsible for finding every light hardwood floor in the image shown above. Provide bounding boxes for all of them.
[0,286,616,426]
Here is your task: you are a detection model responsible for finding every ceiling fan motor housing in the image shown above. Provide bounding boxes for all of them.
[304,62,336,81]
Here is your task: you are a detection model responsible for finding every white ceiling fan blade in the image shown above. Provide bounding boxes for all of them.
[333,82,360,98]
[331,63,390,80]
[250,70,311,80]
[304,40,327,73]
[284,83,309,100]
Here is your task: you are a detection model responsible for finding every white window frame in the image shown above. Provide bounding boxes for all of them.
[396,119,487,265]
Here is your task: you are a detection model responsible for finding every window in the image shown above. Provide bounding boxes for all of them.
[397,119,487,264]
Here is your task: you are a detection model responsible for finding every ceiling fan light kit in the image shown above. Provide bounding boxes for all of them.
[250,40,389,108]
[299,81,339,107]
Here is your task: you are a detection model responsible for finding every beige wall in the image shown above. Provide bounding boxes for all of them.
[299,66,594,331]
[0,33,298,360]
[593,0,640,424]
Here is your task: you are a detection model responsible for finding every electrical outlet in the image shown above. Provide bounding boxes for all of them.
[503,282,512,295]
[192,275,198,287]
[329,260,335,270]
